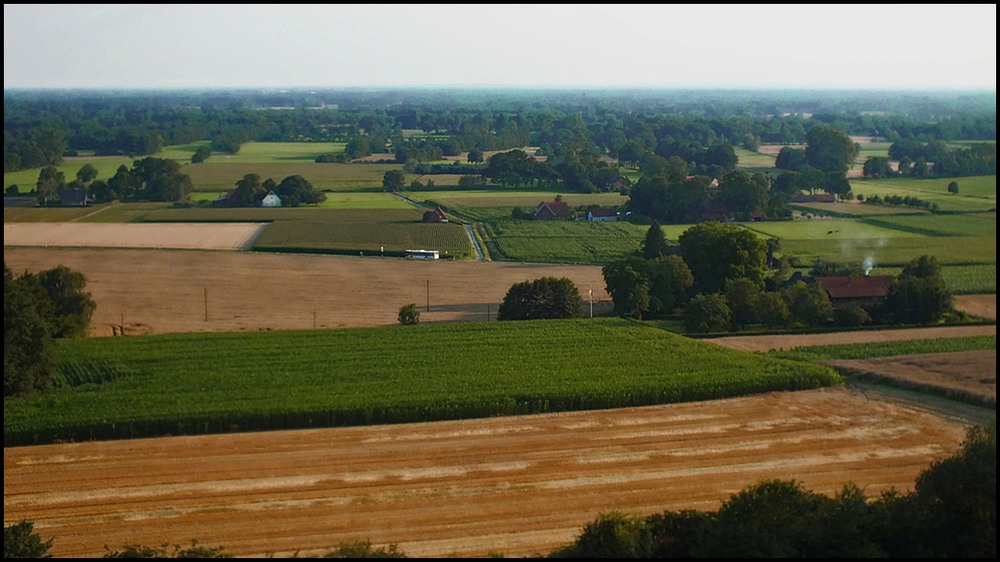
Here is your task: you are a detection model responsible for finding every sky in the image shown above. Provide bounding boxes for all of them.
[3,4,996,91]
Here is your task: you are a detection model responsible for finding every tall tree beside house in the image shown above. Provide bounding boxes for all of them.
[35,165,65,205]
[887,255,953,324]
[130,157,192,202]
[678,221,768,294]
[233,173,265,206]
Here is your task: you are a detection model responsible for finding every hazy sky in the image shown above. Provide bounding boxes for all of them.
[4,4,996,90]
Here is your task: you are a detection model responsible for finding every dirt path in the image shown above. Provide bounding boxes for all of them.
[3,387,976,558]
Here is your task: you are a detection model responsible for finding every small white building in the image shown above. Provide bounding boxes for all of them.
[587,208,618,222]
[261,191,282,207]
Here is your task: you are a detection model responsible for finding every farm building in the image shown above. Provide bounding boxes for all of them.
[261,191,282,207]
[586,208,618,222]
[423,207,449,223]
[815,275,894,310]
[533,200,571,220]
[60,189,92,206]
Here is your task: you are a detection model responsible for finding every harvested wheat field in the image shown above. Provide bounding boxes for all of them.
[3,223,268,251]
[2,248,613,336]
[3,387,978,558]
[827,350,996,405]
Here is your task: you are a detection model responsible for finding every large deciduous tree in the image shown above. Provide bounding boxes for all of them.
[678,221,767,293]
[276,174,325,206]
[130,157,192,201]
[382,169,406,192]
[36,165,65,205]
[887,255,953,324]
[805,125,858,175]
[496,277,584,321]
[4,264,56,397]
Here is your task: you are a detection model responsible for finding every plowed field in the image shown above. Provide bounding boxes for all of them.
[3,387,974,558]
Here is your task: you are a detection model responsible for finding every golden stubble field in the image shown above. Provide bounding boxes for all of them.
[3,246,994,558]
[3,388,975,558]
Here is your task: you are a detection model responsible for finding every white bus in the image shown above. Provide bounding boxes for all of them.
[405,249,439,260]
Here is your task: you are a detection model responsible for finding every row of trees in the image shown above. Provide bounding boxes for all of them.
[552,423,995,558]
[7,88,993,173]
[4,263,95,397]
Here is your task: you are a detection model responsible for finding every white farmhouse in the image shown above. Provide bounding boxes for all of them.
[261,191,282,207]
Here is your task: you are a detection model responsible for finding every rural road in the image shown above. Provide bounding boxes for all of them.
[465,224,485,260]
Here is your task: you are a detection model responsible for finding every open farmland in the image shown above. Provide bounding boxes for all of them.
[412,190,629,222]
[3,222,267,251]
[3,318,841,445]
[2,248,614,336]
[482,219,656,264]
[253,220,473,257]
[3,387,977,558]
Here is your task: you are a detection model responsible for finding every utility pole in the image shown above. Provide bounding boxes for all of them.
[426,279,430,311]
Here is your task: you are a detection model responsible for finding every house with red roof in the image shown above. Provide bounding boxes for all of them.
[815,275,894,310]
[533,200,571,220]
[423,206,449,223]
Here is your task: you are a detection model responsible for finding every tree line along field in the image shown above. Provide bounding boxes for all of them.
[3,318,843,446]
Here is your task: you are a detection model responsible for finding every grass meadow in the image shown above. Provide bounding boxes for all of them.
[3,318,841,446]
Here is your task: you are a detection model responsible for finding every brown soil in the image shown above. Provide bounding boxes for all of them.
[3,248,614,337]
[3,387,975,558]
[827,350,996,404]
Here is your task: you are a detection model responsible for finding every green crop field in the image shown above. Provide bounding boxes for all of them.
[483,219,680,264]
[4,205,101,222]
[770,335,996,362]
[790,202,931,218]
[780,236,996,266]
[733,148,777,169]
[860,214,997,237]
[185,141,348,163]
[868,264,997,294]
[741,218,924,241]
[3,318,842,446]
[253,220,473,257]
[316,192,416,209]
[850,175,997,212]
[181,161,404,191]
[418,191,629,222]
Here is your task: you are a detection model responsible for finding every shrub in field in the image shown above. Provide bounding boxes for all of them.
[397,303,420,325]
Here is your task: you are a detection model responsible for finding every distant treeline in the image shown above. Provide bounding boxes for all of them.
[4,88,995,173]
